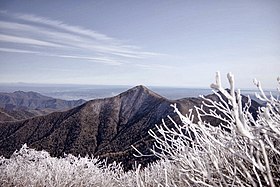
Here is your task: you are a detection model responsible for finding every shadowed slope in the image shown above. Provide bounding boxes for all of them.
[0,86,260,170]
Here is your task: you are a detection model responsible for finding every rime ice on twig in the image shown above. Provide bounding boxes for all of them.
[135,72,280,187]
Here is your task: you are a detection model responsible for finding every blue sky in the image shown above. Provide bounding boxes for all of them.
[0,0,279,89]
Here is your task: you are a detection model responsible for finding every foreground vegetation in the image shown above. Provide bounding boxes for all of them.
[1,72,279,186]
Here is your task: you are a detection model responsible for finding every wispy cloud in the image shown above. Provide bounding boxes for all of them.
[0,11,162,66]
[0,47,122,66]
[0,34,63,48]
[0,47,38,54]
[42,54,123,66]
[16,13,115,41]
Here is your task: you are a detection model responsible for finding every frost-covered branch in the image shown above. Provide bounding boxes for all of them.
[135,72,280,187]
[0,144,136,187]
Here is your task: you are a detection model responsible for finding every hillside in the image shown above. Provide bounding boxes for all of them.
[0,107,35,122]
[0,91,86,121]
[0,86,260,170]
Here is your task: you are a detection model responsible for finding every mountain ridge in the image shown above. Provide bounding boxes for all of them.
[0,90,86,121]
[0,85,261,170]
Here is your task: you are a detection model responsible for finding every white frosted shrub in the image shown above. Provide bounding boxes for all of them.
[136,72,280,187]
[0,144,136,187]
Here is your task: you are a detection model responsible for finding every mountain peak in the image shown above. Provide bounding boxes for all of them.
[13,90,45,98]
[135,85,148,89]
[121,85,163,100]
[131,85,149,93]
[0,91,86,116]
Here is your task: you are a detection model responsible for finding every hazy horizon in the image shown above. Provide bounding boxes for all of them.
[1,81,276,103]
[0,81,265,90]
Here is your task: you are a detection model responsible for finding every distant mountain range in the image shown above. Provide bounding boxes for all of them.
[0,91,86,121]
[0,86,261,170]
